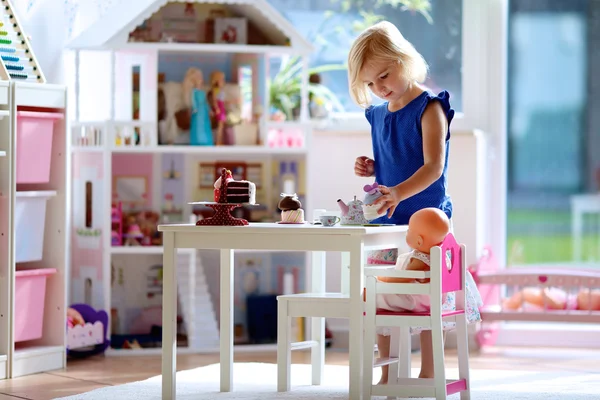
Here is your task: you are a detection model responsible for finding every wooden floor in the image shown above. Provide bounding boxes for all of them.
[0,347,598,400]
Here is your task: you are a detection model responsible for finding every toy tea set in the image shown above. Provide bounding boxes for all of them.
[326,181,392,227]
[188,169,391,227]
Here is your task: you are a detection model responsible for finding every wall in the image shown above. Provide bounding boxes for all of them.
[71,152,105,310]
[158,53,232,83]
[112,153,155,209]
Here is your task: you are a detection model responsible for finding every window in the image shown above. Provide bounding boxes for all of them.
[506,0,600,266]
[85,181,93,228]
[268,0,463,114]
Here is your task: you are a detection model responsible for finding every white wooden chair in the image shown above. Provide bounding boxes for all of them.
[363,233,471,400]
[276,292,350,391]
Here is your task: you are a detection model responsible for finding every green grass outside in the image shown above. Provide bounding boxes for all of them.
[506,209,600,265]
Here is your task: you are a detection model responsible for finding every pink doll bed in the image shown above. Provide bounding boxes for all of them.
[469,247,600,347]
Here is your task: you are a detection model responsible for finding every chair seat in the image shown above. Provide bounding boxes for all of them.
[277,292,350,301]
[278,293,350,318]
[376,309,465,317]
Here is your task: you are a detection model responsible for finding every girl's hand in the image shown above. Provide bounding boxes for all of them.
[354,156,375,177]
[372,185,402,218]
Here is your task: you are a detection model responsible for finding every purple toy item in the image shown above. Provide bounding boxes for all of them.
[363,181,383,205]
[66,303,110,358]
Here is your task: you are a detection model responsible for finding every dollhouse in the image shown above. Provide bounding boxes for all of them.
[0,0,69,377]
[66,0,315,351]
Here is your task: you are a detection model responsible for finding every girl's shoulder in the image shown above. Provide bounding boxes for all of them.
[365,102,388,125]
[419,90,455,122]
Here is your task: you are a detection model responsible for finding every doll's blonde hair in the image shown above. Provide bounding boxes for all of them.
[210,70,225,87]
[182,67,204,108]
[347,21,428,108]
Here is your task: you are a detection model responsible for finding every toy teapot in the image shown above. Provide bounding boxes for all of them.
[337,196,368,225]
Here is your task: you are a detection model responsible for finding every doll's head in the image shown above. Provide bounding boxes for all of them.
[347,21,428,109]
[183,67,204,107]
[405,208,450,254]
[210,70,225,88]
[577,289,600,311]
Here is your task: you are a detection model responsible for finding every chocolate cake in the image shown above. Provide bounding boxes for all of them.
[225,180,256,204]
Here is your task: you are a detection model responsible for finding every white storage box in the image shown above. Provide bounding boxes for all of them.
[15,191,57,263]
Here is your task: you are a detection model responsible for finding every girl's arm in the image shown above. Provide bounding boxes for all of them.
[394,101,447,201]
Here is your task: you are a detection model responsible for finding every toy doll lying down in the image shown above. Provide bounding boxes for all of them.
[503,286,600,311]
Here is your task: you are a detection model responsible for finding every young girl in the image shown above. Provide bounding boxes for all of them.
[348,21,482,383]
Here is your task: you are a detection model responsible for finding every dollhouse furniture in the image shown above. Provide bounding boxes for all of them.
[66,303,110,358]
[158,222,407,399]
[0,0,68,379]
[65,0,315,355]
[362,234,471,400]
[570,193,600,261]
[474,266,600,348]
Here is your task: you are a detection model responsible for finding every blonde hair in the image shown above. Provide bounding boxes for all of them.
[210,70,225,87]
[183,67,204,108]
[347,21,428,108]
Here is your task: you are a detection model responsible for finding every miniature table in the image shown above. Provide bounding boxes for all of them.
[570,193,600,261]
[157,222,407,400]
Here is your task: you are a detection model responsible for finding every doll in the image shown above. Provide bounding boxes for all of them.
[366,207,483,383]
[503,286,600,311]
[183,67,213,146]
[208,70,226,145]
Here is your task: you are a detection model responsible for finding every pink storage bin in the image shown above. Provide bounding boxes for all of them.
[14,268,57,342]
[16,111,64,184]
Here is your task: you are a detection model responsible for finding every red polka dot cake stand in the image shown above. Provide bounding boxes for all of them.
[190,202,250,226]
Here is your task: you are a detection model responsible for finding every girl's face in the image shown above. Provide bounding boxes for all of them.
[359,60,410,108]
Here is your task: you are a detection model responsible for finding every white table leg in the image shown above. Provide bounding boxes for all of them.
[161,232,177,400]
[311,251,326,385]
[220,249,234,392]
[348,240,364,400]
[341,251,350,295]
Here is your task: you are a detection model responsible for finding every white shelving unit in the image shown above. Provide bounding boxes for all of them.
[0,0,69,379]
[0,82,68,378]
[65,0,316,354]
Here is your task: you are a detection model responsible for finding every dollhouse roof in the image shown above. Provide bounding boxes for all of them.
[66,0,313,55]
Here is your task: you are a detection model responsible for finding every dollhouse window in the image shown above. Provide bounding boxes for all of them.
[238,65,253,121]
[85,181,93,228]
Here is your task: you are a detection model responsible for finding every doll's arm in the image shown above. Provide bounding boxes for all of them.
[191,90,198,114]
[377,258,429,283]
[503,287,566,310]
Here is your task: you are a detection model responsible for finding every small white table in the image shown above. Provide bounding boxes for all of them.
[157,222,407,400]
[570,193,600,261]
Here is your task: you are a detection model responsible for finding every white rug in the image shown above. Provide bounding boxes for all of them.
[54,362,600,400]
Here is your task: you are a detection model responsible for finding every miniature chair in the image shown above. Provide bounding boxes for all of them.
[276,292,350,391]
[362,233,471,400]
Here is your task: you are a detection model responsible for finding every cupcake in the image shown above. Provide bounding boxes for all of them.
[278,193,304,223]
[362,181,386,221]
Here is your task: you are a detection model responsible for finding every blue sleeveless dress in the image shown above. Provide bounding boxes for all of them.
[190,88,214,146]
[365,90,455,225]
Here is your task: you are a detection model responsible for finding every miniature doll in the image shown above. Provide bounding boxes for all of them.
[182,67,213,146]
[208,70,226,145]
[503,286,600,311]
